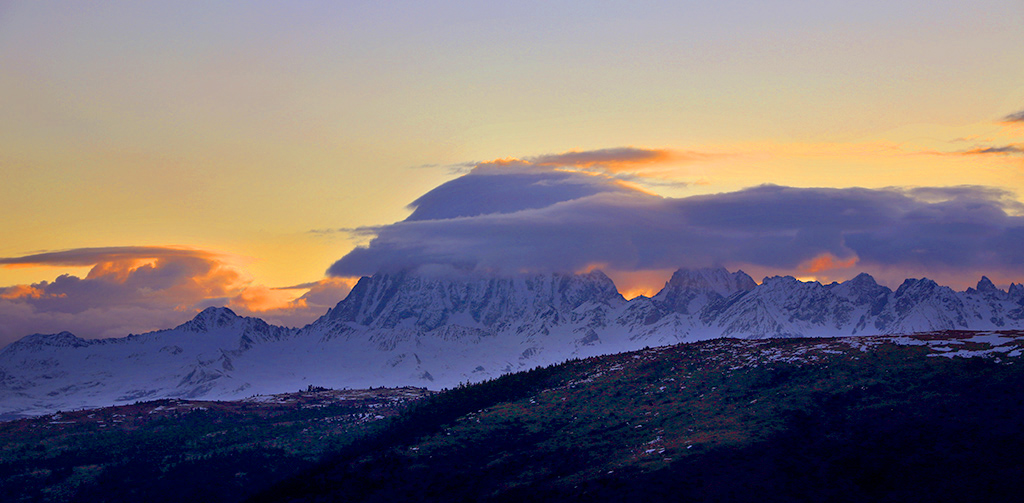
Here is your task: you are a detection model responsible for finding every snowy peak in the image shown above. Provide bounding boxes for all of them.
[175,307,244,333]
[1,331,95,355]
[707,275,857,337]
[749,275,834,302]
[552,269,624,307]
[847,272,881,289]
[894,278,942,299]
[965,276,1006,299]
[651,267,755,315]
[977,276,998,293]
[169,307,290,347]
[1009,283,1024,298]
[758,275,806,290]
[323,270,624,331]
[830,273,891,308]
[658,267,756,297]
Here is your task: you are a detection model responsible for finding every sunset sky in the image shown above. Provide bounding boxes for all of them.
[2,1,1023,345]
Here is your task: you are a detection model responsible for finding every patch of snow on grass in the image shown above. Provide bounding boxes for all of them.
[965,333,1017,346]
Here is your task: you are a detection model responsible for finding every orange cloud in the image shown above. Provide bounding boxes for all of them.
[529,147,676,170]
[601,268,678,300]
[11,248,248,307]
[0,245,362,342]
[465,147,717,186]
[575,262,611,275]
[0,246,356,340]
[0,284,56,300]
[85,258,158,283]
[280,276,359,292]
[228,278,358,314]
[229,285,303,313]
[800,253,859,274]
[226,277,356,327]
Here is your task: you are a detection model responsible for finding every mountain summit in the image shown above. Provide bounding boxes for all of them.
[652,268,755,314]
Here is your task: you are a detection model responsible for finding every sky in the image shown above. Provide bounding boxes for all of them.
[1,1,1023,346]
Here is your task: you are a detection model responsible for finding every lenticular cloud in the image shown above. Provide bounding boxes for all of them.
[328,164,1024,278]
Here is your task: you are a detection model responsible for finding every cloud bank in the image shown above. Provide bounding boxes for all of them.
[329,159,1024,286]
[0,247,351,346]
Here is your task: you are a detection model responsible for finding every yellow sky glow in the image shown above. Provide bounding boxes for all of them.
[1,1,1023,338]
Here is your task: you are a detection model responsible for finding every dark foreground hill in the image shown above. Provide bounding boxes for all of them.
[0,387,432,503]
[5,331,1024,502]
[254,331,1024,503]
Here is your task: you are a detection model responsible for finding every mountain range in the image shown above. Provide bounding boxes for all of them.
[3,267,1024,419]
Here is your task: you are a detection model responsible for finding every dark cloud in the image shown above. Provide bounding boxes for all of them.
[903,186,1017,202]
[328,165,1024,280]
[959,145,1024,156]
[407,147,704,204]
[405,161,642,221]
[1002,110,1024,123]
[0,246,224,267]
[402,146,710,222]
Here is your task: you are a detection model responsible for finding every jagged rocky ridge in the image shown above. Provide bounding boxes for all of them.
[3,268,1024,418]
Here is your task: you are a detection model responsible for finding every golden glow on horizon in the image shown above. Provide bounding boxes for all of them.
[222,276,360,317]
[800,253,860,275]
[618,287,660,300]
[601,268,676,300]
[229,285,304,313]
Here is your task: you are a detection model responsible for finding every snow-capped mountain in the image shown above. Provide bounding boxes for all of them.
[0,307,293,418]
[4,268,1024,418]
[316,270,623,335]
